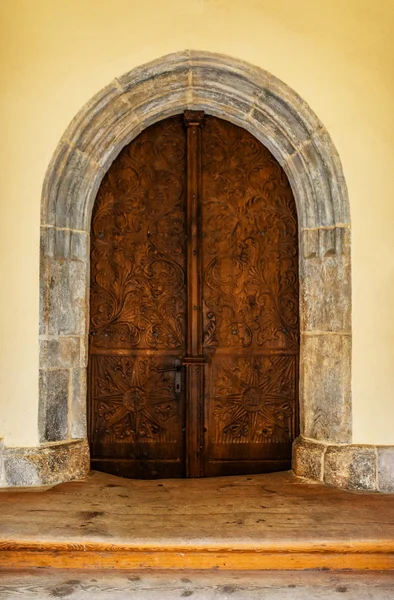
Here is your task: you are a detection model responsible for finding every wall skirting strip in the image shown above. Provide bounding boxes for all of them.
[293,436,394,493]
[0,439,89,489]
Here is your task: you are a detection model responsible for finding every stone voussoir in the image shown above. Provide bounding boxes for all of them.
[54,148,105,231]
[248,106,298,162]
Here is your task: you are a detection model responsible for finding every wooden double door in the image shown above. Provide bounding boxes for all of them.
[88,112,299,479]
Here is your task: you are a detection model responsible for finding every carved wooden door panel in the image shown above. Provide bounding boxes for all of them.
[88,112,299,479]
[200,116,299,476]
[88,116,187,478]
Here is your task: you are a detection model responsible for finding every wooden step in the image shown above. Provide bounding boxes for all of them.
[1,471,394,571]
[1,539,394,570]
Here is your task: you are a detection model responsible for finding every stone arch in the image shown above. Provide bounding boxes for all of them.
[35,51,352,488]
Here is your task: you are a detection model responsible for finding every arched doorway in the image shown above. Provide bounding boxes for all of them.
[26,51,354,492]
[88,112,299,479]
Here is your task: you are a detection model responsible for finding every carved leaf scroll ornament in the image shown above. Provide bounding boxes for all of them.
[89,117,187,351]
[202,116,299,352]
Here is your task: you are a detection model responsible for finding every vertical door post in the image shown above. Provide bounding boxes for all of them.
[184,110,205,477]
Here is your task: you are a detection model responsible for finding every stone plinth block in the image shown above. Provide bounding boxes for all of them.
[377,447,394,493]
[300,333,351,443]
[292,436,325,481]
[2,440,89,488]
[324,445,376,491]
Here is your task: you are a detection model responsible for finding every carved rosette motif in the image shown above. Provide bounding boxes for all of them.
[201,116,299,446]
[213,356,296,444]
[91,356,180,443]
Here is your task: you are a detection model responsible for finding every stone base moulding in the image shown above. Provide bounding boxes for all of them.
[293,436,394,493]
[1,437,394,492]
[0,440,89,489]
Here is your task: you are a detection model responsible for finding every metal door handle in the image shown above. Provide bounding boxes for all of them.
[157,359,182,395]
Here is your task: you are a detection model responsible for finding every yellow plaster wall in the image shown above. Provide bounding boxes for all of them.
[0,0,393,446]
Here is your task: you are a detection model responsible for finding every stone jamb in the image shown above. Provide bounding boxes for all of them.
[2,50,378,490]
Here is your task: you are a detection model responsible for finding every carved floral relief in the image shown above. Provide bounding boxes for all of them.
[90,117,187,351]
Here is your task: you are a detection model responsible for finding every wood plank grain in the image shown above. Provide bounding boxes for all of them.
[1,472,394,571]
[1,569,393,600]
[1,548,394,571]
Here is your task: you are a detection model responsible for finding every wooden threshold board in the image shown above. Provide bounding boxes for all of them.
[2,471,394,571]
[1,540,394,571]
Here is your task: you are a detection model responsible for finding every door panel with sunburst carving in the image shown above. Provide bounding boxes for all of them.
[88,113,299,479]
[88,116,187,478]
[201,116,299,476]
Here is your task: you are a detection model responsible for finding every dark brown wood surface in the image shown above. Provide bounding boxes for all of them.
[88,112,299,478]
[201,116,299,476]
[89,116,187,478]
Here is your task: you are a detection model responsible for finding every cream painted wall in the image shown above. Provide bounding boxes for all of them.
[0,0,393,446]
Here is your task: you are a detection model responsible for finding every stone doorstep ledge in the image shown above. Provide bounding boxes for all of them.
[293,436,394,493]
[0,439,89,489]
[0,436,393,492]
